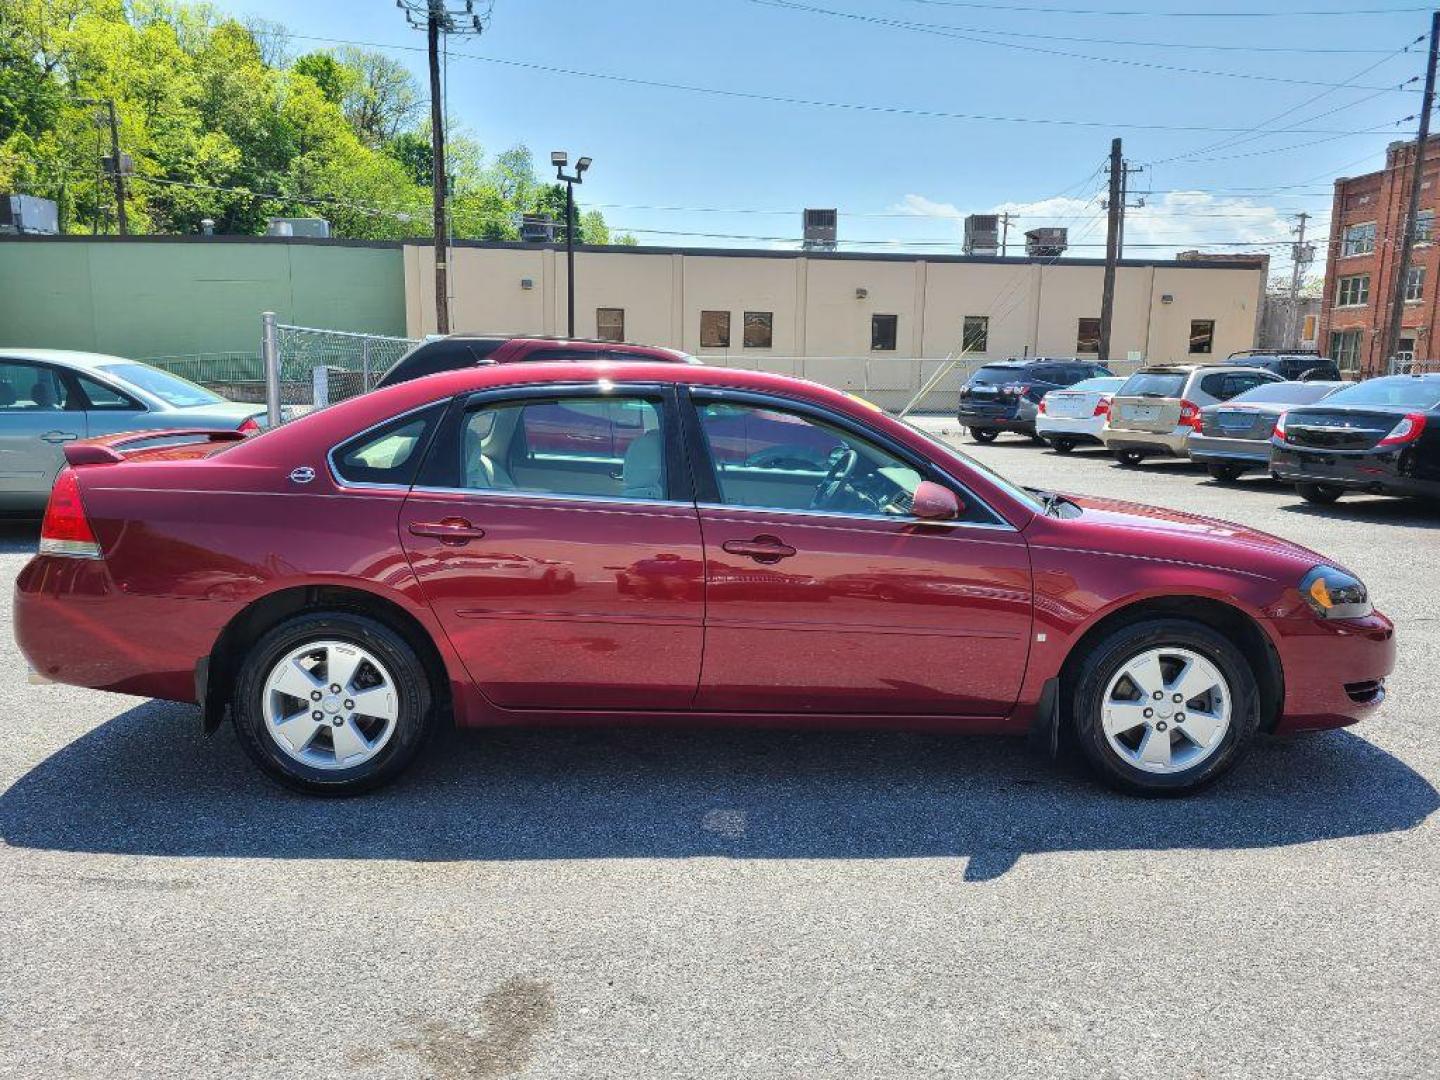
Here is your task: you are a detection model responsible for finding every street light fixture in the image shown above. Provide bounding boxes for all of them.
[553,150,591,338]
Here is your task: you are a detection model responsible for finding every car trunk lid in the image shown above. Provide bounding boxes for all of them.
[1202,405,1276,441]
[1042,390,1098,419]
[1282,409,1401,451]
[1109,395,1182,433]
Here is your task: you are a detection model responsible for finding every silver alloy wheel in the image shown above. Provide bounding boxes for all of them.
[262,639,399,770]
[1101,645,1232,775]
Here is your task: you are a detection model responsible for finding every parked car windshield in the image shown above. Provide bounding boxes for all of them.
[1118,370,1188,398]
[1065,377,1126,394]
[1321,378,1440,410]
[1228,381,1343,405]
[968,366,1022,386]
[99,363,224,408]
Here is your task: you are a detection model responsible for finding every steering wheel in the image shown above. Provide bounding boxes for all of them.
[809,445,861,510]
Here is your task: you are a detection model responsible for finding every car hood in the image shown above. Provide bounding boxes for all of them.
[1055,492,1335,572]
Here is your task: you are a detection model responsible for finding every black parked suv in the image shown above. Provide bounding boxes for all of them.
[958,358,1114,442]
[1225,350,1341,382]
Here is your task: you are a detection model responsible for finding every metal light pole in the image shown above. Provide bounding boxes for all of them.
[552,151,591,338]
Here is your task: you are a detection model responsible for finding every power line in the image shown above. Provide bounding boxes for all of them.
[743,0,1404,52]
[748,0,1426,90]
[896,0,1432,17]
[274,31,1416,132]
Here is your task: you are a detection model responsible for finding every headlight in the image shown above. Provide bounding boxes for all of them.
[1300,566,1372,619]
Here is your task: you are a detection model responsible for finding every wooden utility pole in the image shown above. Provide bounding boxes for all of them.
[1098,138,1123,366]
[1289,211,1312,349]
[1000,212,1013,257]
[1383,9,1440,373]
[426,13,449,335]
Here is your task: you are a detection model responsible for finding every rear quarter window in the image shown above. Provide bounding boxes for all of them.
[332,404,445,486]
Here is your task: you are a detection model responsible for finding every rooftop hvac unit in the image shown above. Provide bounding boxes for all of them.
[266,217,330,238]
[803,208,837,251]
[1025,227,1068,258]
[964,214,1000,256]
[0,194,59,235]
[520,214,556,243]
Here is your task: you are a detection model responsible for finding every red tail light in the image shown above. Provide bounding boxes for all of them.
[1377,412,1427,447]
[1272,412,1288,442]
[1094,398,1111,418]
[1179,400,1203,431]
[237,416,262,435]
[1037,397,1048,415]
[39,468,101,559]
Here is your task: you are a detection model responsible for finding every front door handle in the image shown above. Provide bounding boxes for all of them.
[408,518,486,546]
[722,535,797,564]
[41,431,80,444]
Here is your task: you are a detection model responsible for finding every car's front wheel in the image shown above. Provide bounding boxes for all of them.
[232,611,436,795]
[969,427,999,443]
[1071,618,1260,795]
[1296,482,1343,505]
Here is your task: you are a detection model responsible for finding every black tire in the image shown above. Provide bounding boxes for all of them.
[1052,438,1077,455]
[232,611,436,795]
[1070,618,1261,796]
[970,427,999,444]
[1206,463,1246,482]
[1111,447,1144,467]
[1296,482,1343,505]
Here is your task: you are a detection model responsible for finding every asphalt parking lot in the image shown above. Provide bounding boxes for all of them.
[1,430,1437,1080]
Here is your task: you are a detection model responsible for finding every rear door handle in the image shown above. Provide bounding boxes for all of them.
[722,535,797,564]
[408,518,486,546]
[41,431,80,444]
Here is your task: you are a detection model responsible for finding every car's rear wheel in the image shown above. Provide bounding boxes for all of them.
[1071,618,1260,796]
[1111,448,1144,467]
[1052,437,1076,454]
[232,611,435,795]
[1207,463,1246,482]
[969,427,999,443]
[1296,482,1343,504]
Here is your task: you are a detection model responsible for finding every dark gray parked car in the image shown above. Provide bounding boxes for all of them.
[1188,379,1347,481]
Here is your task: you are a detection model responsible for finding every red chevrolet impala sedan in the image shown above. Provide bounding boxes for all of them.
[14,363,1395,795]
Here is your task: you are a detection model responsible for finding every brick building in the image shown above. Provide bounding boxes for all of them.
[1319,136,1440,376]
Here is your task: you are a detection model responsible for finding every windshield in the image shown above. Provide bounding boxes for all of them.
[967,366,1023,386]
[1067,377,1126,394]
[894,417,1044,514]
[100,363,224,408]
[1322,378,1440,410]
[1119,370,1187,398]
[1229,381,1342,405]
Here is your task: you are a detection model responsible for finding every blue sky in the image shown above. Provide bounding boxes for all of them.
[222,0,1434,275]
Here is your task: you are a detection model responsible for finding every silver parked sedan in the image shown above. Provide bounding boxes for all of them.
[0,349,265,512]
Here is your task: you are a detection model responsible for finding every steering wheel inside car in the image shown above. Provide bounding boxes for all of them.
[809,445,861,510]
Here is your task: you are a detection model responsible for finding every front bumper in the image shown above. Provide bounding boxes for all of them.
[1187,433,1271,469]
[1270,611,1396,733]
[1270,443,1440,498]
[1100,424,1191,457]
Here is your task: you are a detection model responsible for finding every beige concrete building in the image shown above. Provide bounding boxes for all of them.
[402,241,1264,407]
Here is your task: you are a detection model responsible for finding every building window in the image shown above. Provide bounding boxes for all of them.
[596,308,625,342]
[1189,319,1216,355]
[1417,209,1435,244]
[700,310,730,349]
[743,311,773,349]
[961,315,989,353]
[1076,317,1101,354]
[1341,222,1376,257]
[1336,274,1370,307]
[1330,329,1364,373]
[870,314,898,351]
[1405,266,1426,302]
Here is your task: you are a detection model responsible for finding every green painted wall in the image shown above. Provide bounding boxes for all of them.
[0,238,406,360]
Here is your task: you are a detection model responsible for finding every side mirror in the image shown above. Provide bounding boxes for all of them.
[911,480,962,521]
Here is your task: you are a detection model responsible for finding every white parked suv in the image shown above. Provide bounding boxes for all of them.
[1034,376,1127,453]
[1101,364,1282,466]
